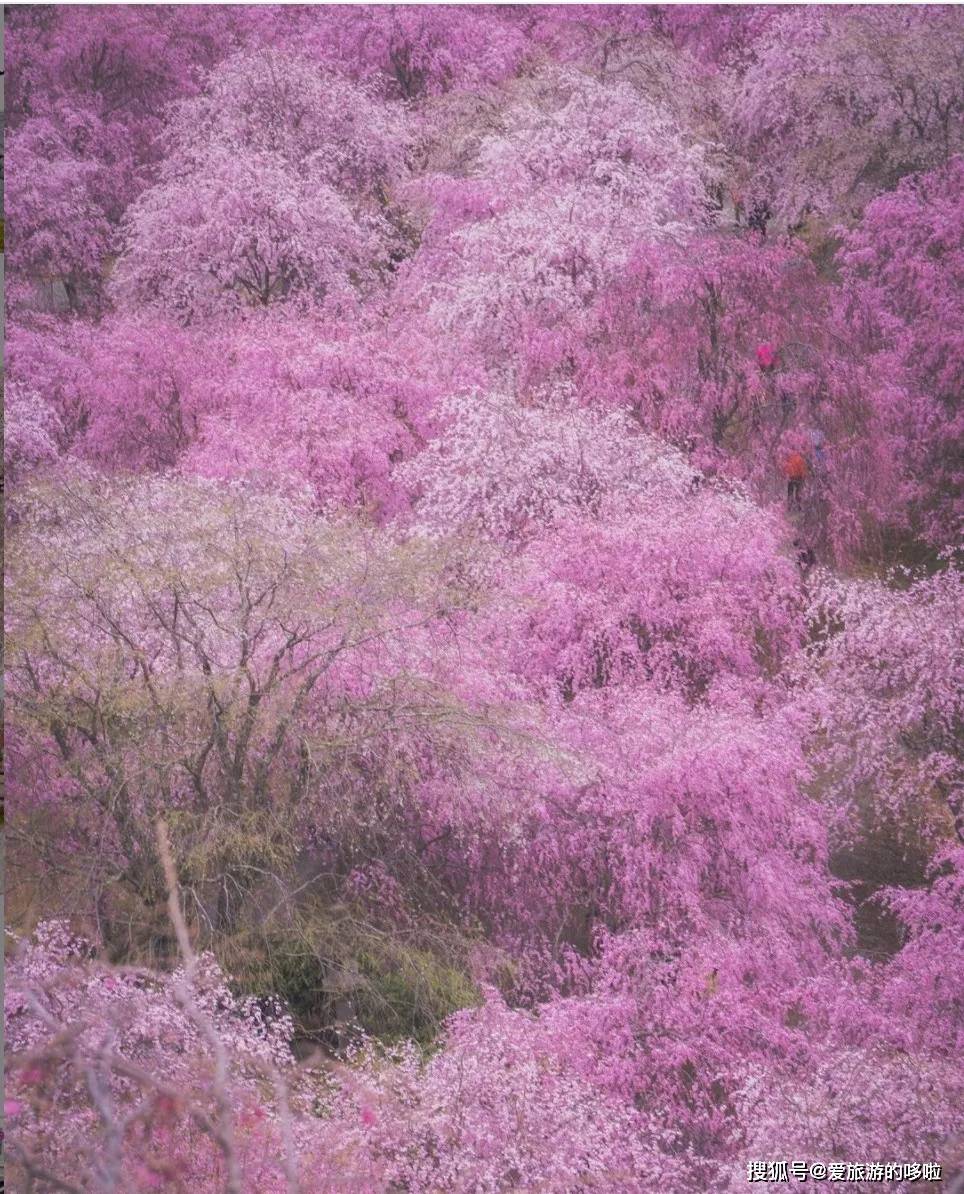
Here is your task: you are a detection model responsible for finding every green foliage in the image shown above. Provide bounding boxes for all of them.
[354,941,480,1045]
[222,901,480,1047]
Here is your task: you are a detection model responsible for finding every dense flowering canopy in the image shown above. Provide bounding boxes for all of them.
[5,6,963,1192]
[734,7,964,226]
[839,156,964,542]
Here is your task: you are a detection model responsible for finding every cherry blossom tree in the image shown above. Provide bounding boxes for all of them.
[4,6,241,313]
[5,918,296,1194]
[838,156,964,542]
[179,319,450,520]
[112,49,413,321]
[400,389,690,544]
[397,65,713,372]
[3,380,63,487]
[4,116,121,313]
[733,7,964,227]
[802,564,964,858]
[496,492,800,705]
[165,48,411,199]
[114,149,380,320]
[5,477,476,941]
[580,235,910,559]
[300,5,530,99]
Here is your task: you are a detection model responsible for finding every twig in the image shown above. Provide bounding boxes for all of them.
[156,818,245,1194]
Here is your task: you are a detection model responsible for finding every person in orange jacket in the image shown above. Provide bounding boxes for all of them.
[782,450,808,507]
